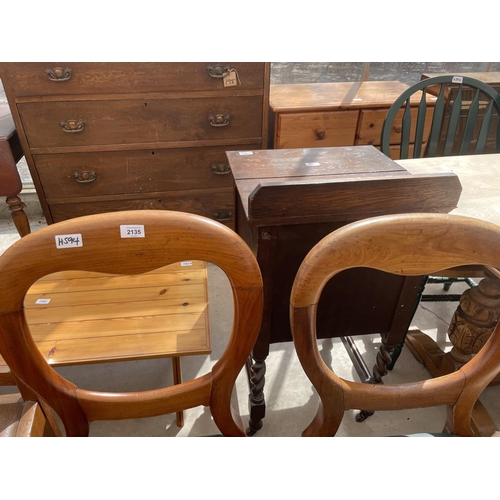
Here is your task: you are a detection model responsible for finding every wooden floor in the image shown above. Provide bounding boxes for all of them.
[0,260,211,382]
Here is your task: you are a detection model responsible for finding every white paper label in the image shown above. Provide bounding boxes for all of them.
[35,298,51,305]
[55,234,83,249]
[239,151,253,155]
[181,261,193,266]
[120,225,145,238]
[452,76,463,84]
[305,162,320,167]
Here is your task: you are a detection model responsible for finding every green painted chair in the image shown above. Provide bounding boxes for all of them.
[381,74,500,160]
[381,75,500,302]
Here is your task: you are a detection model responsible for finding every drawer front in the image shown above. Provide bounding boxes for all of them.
[19,97,263,149]
[34,144,260,199]
[48,187,236,229]
[276,110,358,149]
[357,108,434,146]
[1,62,266,96]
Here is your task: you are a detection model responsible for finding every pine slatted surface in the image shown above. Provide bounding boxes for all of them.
[0,260,211,382]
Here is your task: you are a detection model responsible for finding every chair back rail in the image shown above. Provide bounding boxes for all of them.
[0,210,263,436]
[290,213,500,436]
[381,75,500,159]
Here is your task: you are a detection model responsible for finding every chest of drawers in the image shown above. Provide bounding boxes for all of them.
[269,80,435,159]
[0,62,270,229]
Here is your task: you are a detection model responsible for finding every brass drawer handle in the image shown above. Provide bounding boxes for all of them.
[45,67,72,82]
[214,211,232,222]
[211,164,231,175]
[74,171,96,183]
[208,114,230,127]
[60,119,85,133]
[315,127,326,140]
[207,65,231,79]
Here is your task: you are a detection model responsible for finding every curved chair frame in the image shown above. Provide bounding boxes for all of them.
[0,210,263,437]
[290,213,500,437]
[380,75,500,160]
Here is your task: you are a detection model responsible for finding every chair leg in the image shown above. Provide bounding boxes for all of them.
[172,356,184,427]
[6,195,31,237]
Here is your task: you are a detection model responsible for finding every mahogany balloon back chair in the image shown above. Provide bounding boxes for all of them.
[0,210,263,437]
[0,104,30,238]
[290,213,500,436]
[381,75,500,302]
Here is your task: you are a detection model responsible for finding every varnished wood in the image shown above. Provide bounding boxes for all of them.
[270,81,425,112]
[0,63,267,96]
[0,256,210,427]
[0,62,271,226]
[421,72,500,157]
[381,75,500,159]
[0,104,30,237]
[357,107,434,147]
[32,145,257,199]
[229,146,462,225]
[0,393,62,437]
[276,110,359,148]
[17,97,264,149]
[6,195,31,238]
[397,153,500,406]
[290,213,500,436]
[48,187,236,229]
[0,260,210,369]
[0,210,263,436]
[269,81,437,155]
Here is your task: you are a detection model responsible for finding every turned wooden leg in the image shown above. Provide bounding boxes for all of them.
[172,356,184,427]
[448,266,500,364]
[355,275,426,422]
[246,355,267,435]
[6,195,31,237]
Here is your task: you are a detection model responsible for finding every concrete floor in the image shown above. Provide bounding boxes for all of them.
[1,191,499,437]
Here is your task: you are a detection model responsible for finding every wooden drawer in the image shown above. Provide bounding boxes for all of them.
[18,97,264,150]
[48,187,236,228]
[1,62,266,96]
[34,144,260,200]
[357,108,434,146]
[275,110,359,149]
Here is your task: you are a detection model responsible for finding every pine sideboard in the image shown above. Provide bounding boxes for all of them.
[0,63,270,229]
[268,80,435,159]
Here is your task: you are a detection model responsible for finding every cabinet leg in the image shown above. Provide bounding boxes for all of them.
[246,356,266,436]
[354,338,398,423]
[6,195,31,238]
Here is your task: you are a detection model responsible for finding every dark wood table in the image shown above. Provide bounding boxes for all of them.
[228,145,462,435]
